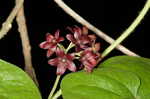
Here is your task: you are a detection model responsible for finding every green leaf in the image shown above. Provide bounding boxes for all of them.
[100,56,150,99]
[94,68,140,97]
[0,59,42,99]
[61,67,140,99]
[61,55,150,99]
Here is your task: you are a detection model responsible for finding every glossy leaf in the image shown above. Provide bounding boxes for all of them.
[100,56,150,99]
[61,66,140,99]
[61,56,150,99]
[0,59,41,99]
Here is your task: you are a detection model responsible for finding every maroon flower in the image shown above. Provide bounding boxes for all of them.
[80,43,101,72]
[39,30,64,57]
[66,26,96,51]
[48,48,76,75]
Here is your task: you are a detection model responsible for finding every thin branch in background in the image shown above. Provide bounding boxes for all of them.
[96,0,150,64]
[54,0,140,57]
[101,0,150,58]
[0,0,24,39]
[16,0,39,86]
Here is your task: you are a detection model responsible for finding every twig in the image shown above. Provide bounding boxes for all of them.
[54,0,139,57]
[48,75,61,99]
[16,0,39,86]
[102,0,150,57]
[52,89,62,99]
[0,0,24,39]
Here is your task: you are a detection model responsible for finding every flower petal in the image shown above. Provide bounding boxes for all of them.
[80,37,90,44]
[82,26,88,35]
[66,26,74,33]
[48,58,59,66]
[84,52,97,65]
[56,47,65,57]
[94,43,100,52]
[57,37,64,42]
[82,60,92,68]
[46,33,54,42]
[88,35,96,41]
[46,46,56,57]
[79,44,88,49]
[47,49,54,57]
[54,30,60,39]
[66,53,75,60]
[67,61,76,72]
[75,46,82,52]
[66,34,76,43]
[84,59,96,69]
[88,58,97,66]
[82,49,91,56]
[74,27,82,40]
[85,65,93,72]
[73,26,82,35]
[56,64,66,75]
[39,41,53,49]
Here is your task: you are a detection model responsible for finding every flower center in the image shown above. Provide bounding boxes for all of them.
[52,39,56,43]
[62,58,66,63]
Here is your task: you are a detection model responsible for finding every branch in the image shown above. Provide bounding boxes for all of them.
[54,0,139,57]
[0,0,24,39]
[102,0,150,57]
[16,0,39,86]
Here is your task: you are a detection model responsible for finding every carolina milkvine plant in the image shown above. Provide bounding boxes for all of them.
[0,0,150,99]
[39,26,101,75]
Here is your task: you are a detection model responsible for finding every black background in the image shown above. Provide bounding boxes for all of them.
[0,0,149,99]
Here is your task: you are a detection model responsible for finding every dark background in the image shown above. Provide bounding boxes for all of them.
[0,0,149,99]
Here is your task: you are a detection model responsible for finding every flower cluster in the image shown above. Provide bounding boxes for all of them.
[39,26,101,75]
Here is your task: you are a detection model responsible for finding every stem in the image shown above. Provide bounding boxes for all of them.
[75,51,83,56]
[48,75,61,99]
[0,0,24,39]
[102,0,150,57]
[52,89,62,99]
[54,0,139,56]
[57,44,66,52]
[65,42,75,53]
[15,0,39,86]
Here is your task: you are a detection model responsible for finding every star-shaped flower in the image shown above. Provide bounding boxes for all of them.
[48,48,76,75]
[80,43,101,72]
[66,26,96,52]
[39,30,64,57]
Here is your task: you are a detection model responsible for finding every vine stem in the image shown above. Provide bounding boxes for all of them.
[48,75,61,99]
[15,0,39,86]
[54,0,139,56]
[0,0,24,39]
[52,89,62,99]
[101,0,150,57]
